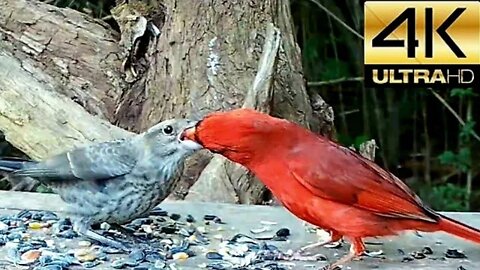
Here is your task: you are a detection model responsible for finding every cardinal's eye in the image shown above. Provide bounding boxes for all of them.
[163,125,174,135]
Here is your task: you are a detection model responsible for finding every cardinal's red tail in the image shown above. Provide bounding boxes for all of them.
[437,213,480,244]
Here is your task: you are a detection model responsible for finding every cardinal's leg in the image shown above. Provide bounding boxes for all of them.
[323,237,365,270]
[299,230,343,253]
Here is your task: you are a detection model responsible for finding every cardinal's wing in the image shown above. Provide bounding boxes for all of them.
[287,138,437,223]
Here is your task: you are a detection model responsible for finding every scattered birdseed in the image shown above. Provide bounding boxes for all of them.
[149,208,168,216]
[170,213,181,221]
[445,248,467,259]
[141,224,153,234]
[161,225,177,234]
[154,260,167,268]
[402,255,414,262]
[0,221,8,231]
[422,246,433,255]
[364,250,384,258]
[260,221,278,226]
[186,215,195,223]
[172,251,189,260]
[410,251,426,259]
[78,240,92,247]
[100,222,111,230]
[128,248,146,262]
[213,217,224,224]
[74,248,97,262]
[204,215,218,221]
[29,222,47,229]
[206,251,223,260]
[197,226,206,234]
[45,239,55,247]
[276,228,290,237]
[0,208,470,269]
[250,226,271,234]
[20,249,41,263]
[83,260,101,268]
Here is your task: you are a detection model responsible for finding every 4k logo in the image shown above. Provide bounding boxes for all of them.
[364,1,479,87]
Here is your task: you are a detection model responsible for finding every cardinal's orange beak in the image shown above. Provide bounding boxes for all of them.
[181,126,197,143]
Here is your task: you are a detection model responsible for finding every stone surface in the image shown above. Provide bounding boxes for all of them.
[0,190,479,269]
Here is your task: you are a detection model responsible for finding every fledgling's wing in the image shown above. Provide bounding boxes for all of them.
[12,139,138,181]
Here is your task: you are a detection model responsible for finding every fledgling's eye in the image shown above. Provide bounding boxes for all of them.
[162,125,174,135]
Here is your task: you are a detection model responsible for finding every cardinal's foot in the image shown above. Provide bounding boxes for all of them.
[319,237,365,270]
[297,231,343,254]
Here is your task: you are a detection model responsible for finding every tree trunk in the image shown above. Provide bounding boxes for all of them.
[0,0,334,204]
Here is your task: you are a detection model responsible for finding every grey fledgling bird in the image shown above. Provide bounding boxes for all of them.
[0,119,201,249]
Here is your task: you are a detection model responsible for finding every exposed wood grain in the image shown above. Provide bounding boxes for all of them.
[0,0,125,120]
[0,50,132,159]
[0,0,132,160]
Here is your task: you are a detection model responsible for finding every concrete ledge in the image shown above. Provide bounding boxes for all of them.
[0,191,479,269]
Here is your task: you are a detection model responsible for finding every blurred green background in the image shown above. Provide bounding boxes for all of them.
[2,0,478,211]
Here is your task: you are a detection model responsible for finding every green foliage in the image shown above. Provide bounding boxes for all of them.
[460,120,476,143]
[0,179,10,190]
[353,135,371,149]
[436,87,476,210]
[337,134,371,150]
[439,148,471,173]
[36,184,53,194]
[420,183,469,211]
[320,59,350,81]
[450,88,476,98]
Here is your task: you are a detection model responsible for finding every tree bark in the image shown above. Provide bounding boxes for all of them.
[0,0,334,203]
[114,0,315,131]
[115,0,332,204]
[0,0,131,159]
[185,23,280,204]
[0,0,126,122]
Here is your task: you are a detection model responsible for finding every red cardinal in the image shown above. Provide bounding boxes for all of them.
[182,108,480,269]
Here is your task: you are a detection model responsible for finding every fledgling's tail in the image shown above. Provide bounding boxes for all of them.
[0,158,31,173]
[0,158,41,191]
[437,213,480,244]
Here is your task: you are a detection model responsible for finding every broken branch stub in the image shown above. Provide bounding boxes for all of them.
[359,139,377,161]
